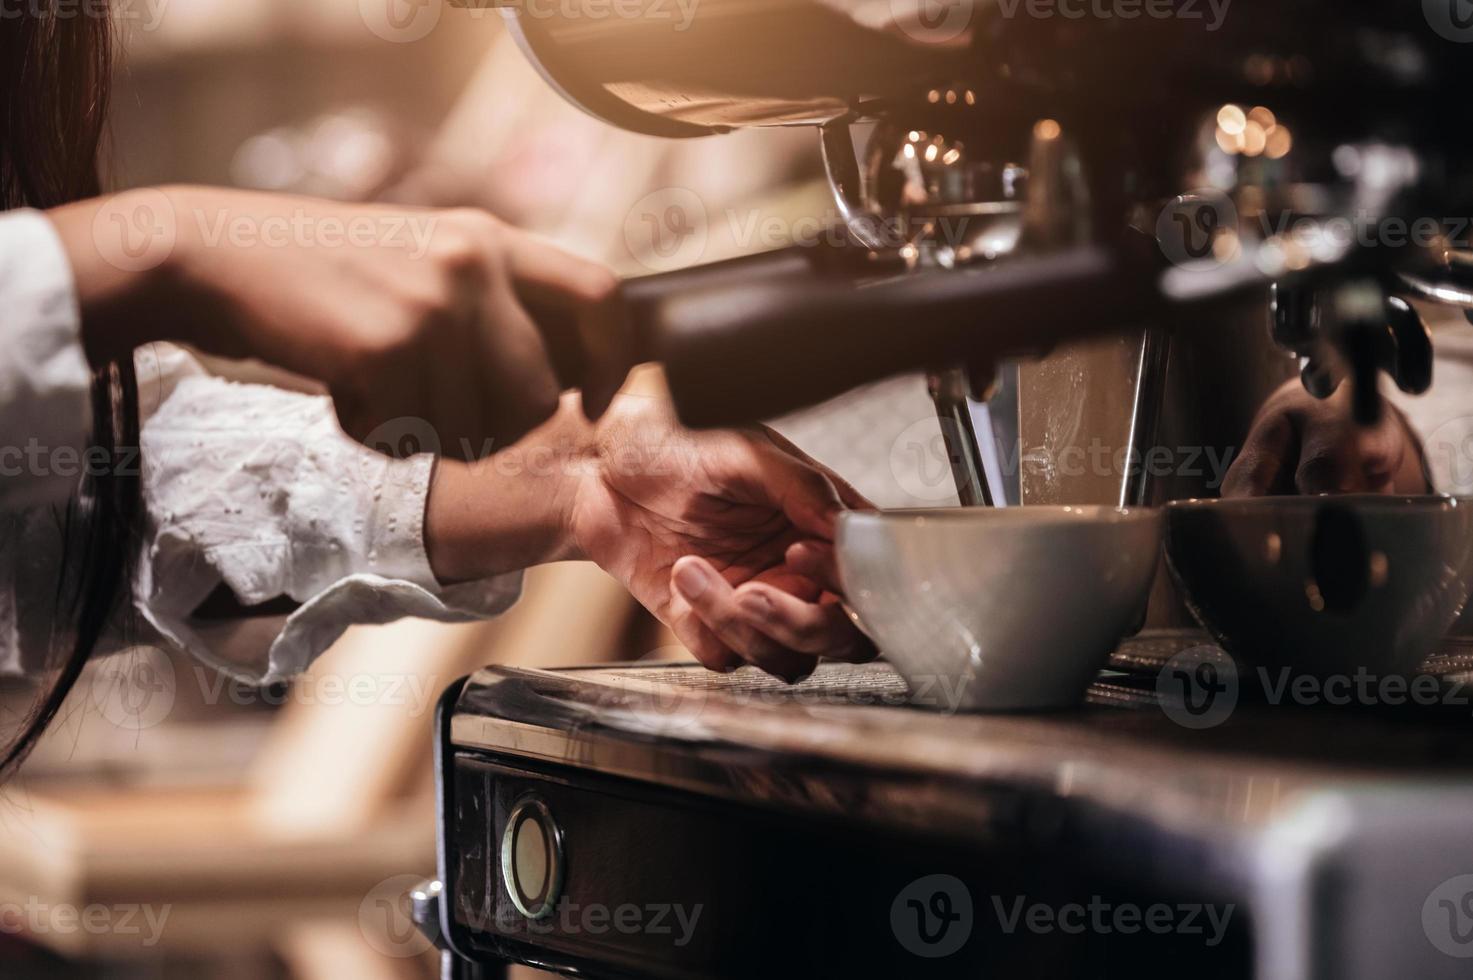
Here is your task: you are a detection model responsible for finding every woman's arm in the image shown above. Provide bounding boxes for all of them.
[425,394,876,680]
[113,364,866,687]
[45,186,623,458]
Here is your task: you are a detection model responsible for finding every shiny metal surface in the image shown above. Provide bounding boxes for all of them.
[496,0,1463,138]
[446,657,1473,980]
[1165,495,1473,677]
[495,0,1473,444]
[836,507,1162,709]
[448,652,1473,839]
[448,654,1295,840]
[499,0,976,135]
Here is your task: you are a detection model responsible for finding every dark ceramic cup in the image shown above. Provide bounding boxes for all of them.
[1164,496,1473,678]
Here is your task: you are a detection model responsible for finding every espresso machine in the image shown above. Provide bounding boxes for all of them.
[410,5,1473,979]
[470,0,1469,515]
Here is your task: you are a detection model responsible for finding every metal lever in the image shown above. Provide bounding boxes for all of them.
[1384,296,1433,395]
[1278,282,1434,422]
[927,367,1002,507]
[820,118,901,252]
[408,879,502,980]
[1332,281,1391,427]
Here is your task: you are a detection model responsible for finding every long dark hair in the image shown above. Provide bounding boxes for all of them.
[0,4,141,780]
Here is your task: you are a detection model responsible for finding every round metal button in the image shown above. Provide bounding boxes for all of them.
[501,795,564,920]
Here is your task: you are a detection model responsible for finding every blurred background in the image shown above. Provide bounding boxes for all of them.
[0,3,953,977]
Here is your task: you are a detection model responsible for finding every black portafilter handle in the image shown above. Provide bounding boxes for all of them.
[624,244,1157,428]
[533,243,894,411]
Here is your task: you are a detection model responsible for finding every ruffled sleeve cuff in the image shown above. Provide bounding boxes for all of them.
[134,366,522,686]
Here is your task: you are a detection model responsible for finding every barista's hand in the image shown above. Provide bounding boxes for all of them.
[427,395,877,682]
[49,187,621,459]
[571,398,876,681]
[1222,379,1430,497]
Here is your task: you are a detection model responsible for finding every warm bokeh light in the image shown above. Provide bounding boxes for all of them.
[1242,121,1268,157]
[1216,126,1247,154]
[1265,125,1293,159]
[1214,103,1290,162]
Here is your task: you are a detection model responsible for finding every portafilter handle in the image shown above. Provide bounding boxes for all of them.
[530,241,897,417]
[620,244,1154,428]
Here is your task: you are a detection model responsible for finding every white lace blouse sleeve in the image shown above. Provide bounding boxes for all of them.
[0,210,94,510]
[131,347,523,685]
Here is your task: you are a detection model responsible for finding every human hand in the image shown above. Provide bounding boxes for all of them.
[1222,379,1430,497]
[569,398,876,681]
[425,395,876,681]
